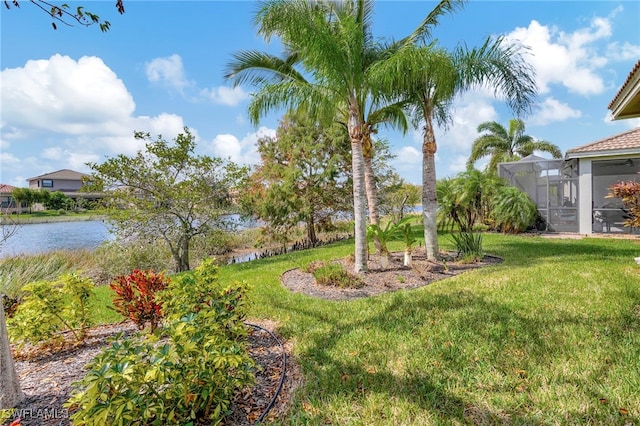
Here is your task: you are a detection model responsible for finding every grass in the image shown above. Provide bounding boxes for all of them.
[216,233,640,424]
[5,232,640,424]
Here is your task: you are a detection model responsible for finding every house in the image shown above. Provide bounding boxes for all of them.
[27,169,89,195]
[0,184,27,214]
[499,59,640,235]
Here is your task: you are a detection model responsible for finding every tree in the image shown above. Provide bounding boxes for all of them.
[11,188,36,214]
[371,31,537,260]
[244,112,352,245]
[85,128,248,272]
[45,191,73,210]
[378,173,421,223]
[467,118,562,174]
[4,0,124,31]
[225,0,440,272]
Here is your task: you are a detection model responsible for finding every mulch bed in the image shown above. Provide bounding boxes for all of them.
[281,251,503,300]
[7,320,300,426]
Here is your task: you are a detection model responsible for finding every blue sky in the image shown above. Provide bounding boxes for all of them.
[1,1,639,188]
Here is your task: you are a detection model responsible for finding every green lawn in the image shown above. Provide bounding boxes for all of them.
[211,233,640,425]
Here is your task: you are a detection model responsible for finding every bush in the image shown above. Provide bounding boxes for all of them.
[449,232,483,262]
[7,273,95,349]
[110,269,169,332]
[491,186,537,233]
[311,261,363,288]
[66,259,255,425]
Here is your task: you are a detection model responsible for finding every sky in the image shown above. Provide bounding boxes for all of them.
[1,1,639,188]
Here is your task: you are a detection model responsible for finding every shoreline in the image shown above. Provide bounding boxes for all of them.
[11,214,108,225]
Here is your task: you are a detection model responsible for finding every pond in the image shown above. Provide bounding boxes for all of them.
[0,220,114,258]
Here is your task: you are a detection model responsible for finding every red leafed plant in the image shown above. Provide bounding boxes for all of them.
[110,269,170,332]
[608,180,640,229]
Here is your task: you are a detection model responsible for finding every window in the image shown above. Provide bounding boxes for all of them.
[42,179,53,188]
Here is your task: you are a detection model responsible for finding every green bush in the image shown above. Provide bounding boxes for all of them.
[491,186,537,233]
[7,272,95,349]
[449,232,483,262]
[66,259,255,425]
[311,262,363,288]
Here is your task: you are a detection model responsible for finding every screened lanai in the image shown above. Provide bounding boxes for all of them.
[498,154,579,232]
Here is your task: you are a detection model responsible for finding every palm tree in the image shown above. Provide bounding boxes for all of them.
[371,34,537,260]
[467,118,562,174]
[225,0,448,271]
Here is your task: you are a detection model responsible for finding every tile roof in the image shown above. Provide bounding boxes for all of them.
[566,127,640,156]
[609,60,640,109]
[0,184,17,193]
[27,169,89,181]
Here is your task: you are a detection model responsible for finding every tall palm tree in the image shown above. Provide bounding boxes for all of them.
[467,118,562,174]
[371,36,537,260]
[225,0,456,270]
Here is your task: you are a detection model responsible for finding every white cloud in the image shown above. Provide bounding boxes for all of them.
[145,54,193,93]
[529,97,582,125]
[395,146,422,166]
[504,17,610,95]
[1,54,136,138]
[200,86,249,106]
[606,41,640,62]
[0,151,20,166]
[445,155,469,175]
[210,127,276,165]
[435,96,498,152]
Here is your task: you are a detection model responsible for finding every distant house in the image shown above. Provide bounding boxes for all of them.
[27,169,89,195]
[499,60,640,235]
[0,184,27,214]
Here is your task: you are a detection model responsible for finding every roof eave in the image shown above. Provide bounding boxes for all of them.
[566,148,640,159]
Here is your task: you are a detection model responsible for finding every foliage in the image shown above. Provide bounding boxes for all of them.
[67,259,254,425]
[608,180,640,229]
[7,273,94,349]
[85,127,248,272]
[10,188,50,214]
[369,7,537,260]
[4,0,125,31]
[226,0,415,273]
[491,186,537,233]
[242,112,352,245]
[467,119,562,174]
[378,174,421,223]
[0,250,98,298]
[436,170,506,233]
[110,270,169,333]
[45,191,74,210]
[306,261,363,289]
[448,232,483,261]
[0,212,19,248]
[395,216,420,252]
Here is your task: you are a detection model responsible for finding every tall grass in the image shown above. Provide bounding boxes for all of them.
[0,250,98,297]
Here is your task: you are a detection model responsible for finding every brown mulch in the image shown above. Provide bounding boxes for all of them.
[7,251,498,426]
[281,251,503,300]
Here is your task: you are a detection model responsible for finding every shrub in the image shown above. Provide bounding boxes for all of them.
[312,262,363,288]
[449,232,483,262]
[67,259,255,425]
[7,272,95,349]
[110,269,169,332]
[491,186,537,233]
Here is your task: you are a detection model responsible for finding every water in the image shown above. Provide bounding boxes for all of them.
[0,220,114,258]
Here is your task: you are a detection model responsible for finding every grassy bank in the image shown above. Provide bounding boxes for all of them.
[10,210,107,224]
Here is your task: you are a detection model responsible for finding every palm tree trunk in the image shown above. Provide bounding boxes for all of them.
[349,108,368,273]
[422,116,439,260]
[1,300,24,409]
[363,153,381,254]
